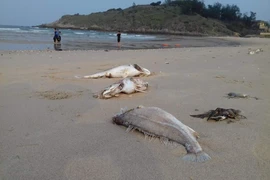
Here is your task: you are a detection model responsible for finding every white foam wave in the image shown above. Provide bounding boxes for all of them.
[0,28,21,31]
[32,30,50,33]
[74,32,85,35]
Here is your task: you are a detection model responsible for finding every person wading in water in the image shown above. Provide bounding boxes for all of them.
[53,28,61,44]
[117,31,121,49]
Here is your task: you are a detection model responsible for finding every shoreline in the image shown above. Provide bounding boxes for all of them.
[36,25,211,37]
[0,36,244,51]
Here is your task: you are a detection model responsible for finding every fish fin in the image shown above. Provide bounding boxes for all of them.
[126,125,134,133]
[185,126,200,139]
[160,137,169,146]
[182,152,211,163]
[135,88,146,93]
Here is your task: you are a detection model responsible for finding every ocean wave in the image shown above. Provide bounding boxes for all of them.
[31,29,50,33]
[0,28,21,31]
[74,32,85,35]
[108,33,155,39]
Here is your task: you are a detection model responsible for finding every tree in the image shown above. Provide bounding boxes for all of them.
[220,4,241,21]
[242,11,256,27]
[204,2,222,19]
[150,1,162,6]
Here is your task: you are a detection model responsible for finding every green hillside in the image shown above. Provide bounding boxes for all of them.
[39,1,262,36]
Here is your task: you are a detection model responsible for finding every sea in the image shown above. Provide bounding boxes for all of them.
[0,25,161,51]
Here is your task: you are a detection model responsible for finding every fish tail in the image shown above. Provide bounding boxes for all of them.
[74,75,93,79]
[87,72,106,79]
[74,72,106,79]
[182,152,211,163]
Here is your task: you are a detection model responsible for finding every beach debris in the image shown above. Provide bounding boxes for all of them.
[74,64,151,79]
[248,48,263,55]
[255,48,263,53]
[215,75,225,79]
[113,106,211,163]
[226,92,259,100]
[190,108,246,123]
[93,77,148,99]
[162,44,169,47]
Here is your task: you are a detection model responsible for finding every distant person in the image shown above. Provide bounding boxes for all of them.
[53,28,61,43]
[117,31,121,49]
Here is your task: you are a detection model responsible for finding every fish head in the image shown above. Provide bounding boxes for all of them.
[112,113,129,126]
[141,68,151,76]
[133,64,151,76]
[101,83,124,98]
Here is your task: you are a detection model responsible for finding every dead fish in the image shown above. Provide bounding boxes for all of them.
[190,108,246,123]
[248,48,263,55]
[248,51,255,55]
[113,106,211,163]
[255,48,263,53]
[74,64,151,79]
[93,77,148,99]
[227,92,249,99]
[226,92,259,100]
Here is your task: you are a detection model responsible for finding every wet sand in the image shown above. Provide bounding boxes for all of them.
[0,37,270,180]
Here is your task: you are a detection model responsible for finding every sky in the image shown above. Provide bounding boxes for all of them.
[0,0,269,26]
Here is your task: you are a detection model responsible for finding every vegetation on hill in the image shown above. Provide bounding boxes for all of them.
[39,0,265,36]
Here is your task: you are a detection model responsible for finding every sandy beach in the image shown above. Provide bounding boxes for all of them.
[0,37,270,180]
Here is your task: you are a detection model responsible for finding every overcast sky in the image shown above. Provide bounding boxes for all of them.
[0,0,269,26]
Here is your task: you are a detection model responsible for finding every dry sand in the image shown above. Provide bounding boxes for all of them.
[0,37,270,180]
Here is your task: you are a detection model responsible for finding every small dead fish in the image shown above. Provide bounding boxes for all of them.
[226,92,259,100]
[255,48,263,53]
[248,51,255,55]
[227,92,249,99]
[93,77,148,99]
[248,48,263,55]
[190,107,246,123]
[113,106,211,163]
[74,64,151,79]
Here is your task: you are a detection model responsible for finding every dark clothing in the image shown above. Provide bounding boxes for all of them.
[53,29,61,42]
[53,35,61,42]
[117,33,121,42]
[54,30,60,37]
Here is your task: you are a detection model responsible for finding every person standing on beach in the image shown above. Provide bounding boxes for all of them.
[117,31,121,49]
